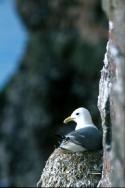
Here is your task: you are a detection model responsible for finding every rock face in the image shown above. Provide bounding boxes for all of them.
[98,0,125,187]
[0,0,107,187]
[37,148,102,187]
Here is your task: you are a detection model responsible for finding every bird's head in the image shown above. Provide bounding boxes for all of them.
[63,107,93,130]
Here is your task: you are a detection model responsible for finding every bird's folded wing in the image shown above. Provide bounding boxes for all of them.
[65,127,102,150]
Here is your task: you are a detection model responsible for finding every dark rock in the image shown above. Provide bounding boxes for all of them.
[0,0,107,186]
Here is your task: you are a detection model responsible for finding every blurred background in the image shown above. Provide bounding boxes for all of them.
[0,0,107,187]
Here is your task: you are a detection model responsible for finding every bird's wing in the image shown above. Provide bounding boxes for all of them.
[65,126,102,151]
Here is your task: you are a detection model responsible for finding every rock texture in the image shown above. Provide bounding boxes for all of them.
[98,0,125,187]
[97,36,112,188]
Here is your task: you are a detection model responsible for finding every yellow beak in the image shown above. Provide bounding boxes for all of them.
[63,116,74,124]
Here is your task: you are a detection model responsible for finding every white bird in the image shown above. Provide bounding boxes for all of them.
[60,107,102,152]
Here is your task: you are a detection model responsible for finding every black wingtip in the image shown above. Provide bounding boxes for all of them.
[55,134,65,140]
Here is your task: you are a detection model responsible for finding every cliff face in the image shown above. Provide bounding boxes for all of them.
[98,0,125,187]
[0,0,107,187]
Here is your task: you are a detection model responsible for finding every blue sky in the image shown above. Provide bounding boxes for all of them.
[0,0,27,90]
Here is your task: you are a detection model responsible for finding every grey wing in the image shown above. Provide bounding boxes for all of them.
[65,127,102,151]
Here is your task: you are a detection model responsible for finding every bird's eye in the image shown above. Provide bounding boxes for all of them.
[76,112,79,115]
